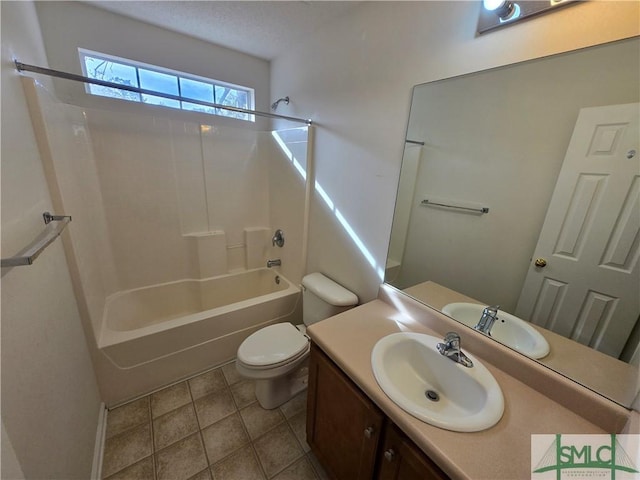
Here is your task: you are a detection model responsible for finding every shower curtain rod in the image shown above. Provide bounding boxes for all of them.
[15,61,313,126]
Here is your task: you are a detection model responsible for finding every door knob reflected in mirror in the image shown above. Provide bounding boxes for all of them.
[534,258,547,268]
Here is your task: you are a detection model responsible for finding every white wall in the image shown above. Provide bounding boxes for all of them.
[0,2,102,478]
[270,0,640,303]
[35,1,271,124]
[1,421,24,480]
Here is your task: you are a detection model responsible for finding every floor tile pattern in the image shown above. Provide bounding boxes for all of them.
[102,362,328,480]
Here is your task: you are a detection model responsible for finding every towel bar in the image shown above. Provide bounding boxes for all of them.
[421,198,489,214]
[1,212,71,267]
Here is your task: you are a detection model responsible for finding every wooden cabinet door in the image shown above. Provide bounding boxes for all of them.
[377,423,449,480]
[307,343,384,480]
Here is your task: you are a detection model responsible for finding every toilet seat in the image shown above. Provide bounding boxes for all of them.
[237,323,309,370]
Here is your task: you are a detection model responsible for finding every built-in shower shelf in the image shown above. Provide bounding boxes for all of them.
[1,212,71,267]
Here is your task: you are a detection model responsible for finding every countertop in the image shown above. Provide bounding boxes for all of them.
[307,297,629,480]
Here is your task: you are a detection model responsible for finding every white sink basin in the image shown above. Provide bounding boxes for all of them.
[441,302,550,359]
[371,332,504,432]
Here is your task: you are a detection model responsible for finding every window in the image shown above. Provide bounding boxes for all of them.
[78,49,254,122]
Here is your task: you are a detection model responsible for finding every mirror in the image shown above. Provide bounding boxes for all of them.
[386,37,639,408]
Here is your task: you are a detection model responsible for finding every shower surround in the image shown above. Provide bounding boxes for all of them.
[22,77,310,405]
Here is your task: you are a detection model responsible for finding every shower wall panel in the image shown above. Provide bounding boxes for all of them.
[266,127,310,285]
[170,121,209,235]
[23,78,117,334]
[200,125,270,272]
[86,110,197,290]
[86,112,295,286]
[28,80,311,299]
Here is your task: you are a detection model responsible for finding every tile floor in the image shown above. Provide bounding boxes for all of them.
[101,361,328,480]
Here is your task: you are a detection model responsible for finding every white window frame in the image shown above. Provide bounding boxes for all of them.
[78,48,255,122]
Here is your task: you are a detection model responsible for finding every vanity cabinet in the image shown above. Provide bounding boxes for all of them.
[377,422,448,480]
[307,343,449,480]
[306,342,384,479]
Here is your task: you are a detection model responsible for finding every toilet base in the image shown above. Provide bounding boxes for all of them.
[255,362,309,409]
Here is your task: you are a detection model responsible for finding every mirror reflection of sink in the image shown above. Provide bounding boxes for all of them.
[442,302,550,359]
[371,332,504,432]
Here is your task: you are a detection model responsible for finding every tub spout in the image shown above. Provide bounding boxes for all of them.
[267,259,281,268]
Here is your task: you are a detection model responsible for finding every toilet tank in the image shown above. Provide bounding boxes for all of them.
[302,273,358,326]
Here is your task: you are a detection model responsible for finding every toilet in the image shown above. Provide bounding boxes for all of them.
[236,272,358,409]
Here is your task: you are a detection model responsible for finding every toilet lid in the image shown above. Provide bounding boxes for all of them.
[238,323,309,367]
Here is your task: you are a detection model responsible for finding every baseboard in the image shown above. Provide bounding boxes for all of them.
[90,403,108,480]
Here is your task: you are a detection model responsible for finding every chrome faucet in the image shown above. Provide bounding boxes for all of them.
[266,259,281,268]
[436,332,473,368]
[474,305,500,335]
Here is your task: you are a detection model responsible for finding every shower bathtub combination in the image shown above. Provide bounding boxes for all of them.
[99,268,300,369]
[21,73,311,405]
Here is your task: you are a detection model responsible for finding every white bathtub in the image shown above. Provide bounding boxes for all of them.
[99,268,300,368]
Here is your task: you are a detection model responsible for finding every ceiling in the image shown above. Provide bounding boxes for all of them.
[84,1,361,61]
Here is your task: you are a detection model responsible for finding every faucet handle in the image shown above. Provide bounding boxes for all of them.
[438,332,460,354]
[443,332,460,345]
[437,332,473,368]
[272,229,285,247]
[483,305,500,316]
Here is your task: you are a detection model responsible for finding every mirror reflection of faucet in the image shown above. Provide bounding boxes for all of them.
[267,259,281,268]
[474,305,500,336]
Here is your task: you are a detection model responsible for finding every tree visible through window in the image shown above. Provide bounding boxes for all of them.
[79,49,254,121]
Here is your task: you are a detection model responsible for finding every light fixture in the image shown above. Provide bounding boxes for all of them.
[477,0,578,34]
[483,0,516,20]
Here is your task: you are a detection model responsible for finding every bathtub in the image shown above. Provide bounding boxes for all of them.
[99,268,300,369]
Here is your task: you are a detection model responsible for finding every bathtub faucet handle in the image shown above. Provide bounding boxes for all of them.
[272,229,285,248]
[267,259,281,268]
